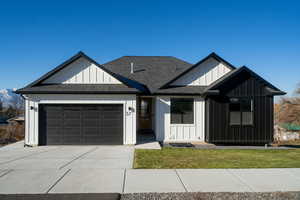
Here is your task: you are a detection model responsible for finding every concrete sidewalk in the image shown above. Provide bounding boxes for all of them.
[0,168,299,194]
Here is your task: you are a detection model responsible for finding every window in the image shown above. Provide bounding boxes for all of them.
[171,98,194,124]
[229,98,253,125]
[140,99,150,119]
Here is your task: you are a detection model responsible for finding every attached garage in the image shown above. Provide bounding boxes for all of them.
[21,94,137,146]
[39,104,123,145]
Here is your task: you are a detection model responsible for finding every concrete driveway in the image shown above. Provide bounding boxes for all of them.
[1,141,300,194]
[0,141,134,170]
[0,141,134,194]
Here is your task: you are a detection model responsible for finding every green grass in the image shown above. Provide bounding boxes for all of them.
[134,148,300,169]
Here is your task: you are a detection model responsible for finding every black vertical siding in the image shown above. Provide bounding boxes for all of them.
[206,72,274,144]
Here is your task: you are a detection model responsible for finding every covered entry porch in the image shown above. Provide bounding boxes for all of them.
[136,96,156,144]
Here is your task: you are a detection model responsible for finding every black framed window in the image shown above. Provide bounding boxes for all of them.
[229,98,253,125]
[171,98,194,124]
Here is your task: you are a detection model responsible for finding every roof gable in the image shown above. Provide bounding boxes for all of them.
[25,52,132,87]
[160,52,236,89]
[42,56,121,84]
[170,57,232,86]
[17,52,149,94]
[204,66,286,96]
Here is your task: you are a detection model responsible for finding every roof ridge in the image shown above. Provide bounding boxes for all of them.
[102,55,192,66]
[122,55,174,57]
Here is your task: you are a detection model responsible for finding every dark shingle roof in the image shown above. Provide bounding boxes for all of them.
[154,86,207,95]
[16,84,140,94]
[103,56,192,93]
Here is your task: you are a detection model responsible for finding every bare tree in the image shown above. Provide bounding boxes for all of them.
[9,95,24,116]
[276,97,300,125]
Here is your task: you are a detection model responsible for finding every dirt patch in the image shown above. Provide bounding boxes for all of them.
[0,124,24,145]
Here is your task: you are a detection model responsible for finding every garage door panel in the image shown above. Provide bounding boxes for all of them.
[47,119,63,127]
[83,128,99,135]
[46,112,63,118]
[103,111,122,116]
[47,128,63,136]
[101,120,121,127]
[101,128,123,135]
[82,109,99,116]
[82,119,98,127]
[64,112,81,119]
[63,127,81,135]
[62,136,82,144]
[64,119,81,127]
[47,138,63,145]
[39,104,123,145]
[85,137,123,145]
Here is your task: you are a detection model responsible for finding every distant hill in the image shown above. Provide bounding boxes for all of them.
[0,89,24,109]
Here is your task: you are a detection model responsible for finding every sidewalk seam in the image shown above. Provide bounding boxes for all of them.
[46,169,71,193]
[226,169,255,192]
[0,169,13,178]
[122,168,127,193]
[175,170,188,192]
[0,147,61,165]
[59,147,99,169]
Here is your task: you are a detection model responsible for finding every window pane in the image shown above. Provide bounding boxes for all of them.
[171,98,194,124]
[241,99,252,112]
[183,111,194,124]
[242,112,253,125]
[229,101,240,112]
[230,112,241,125]
[171,113,182,124]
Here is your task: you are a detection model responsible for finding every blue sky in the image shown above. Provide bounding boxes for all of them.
[0,0,299,96]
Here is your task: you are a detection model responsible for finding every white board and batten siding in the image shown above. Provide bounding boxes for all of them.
[43,57,121,84]
[24,94,137,146]
[155,96,205,142]
[171,57,231,86]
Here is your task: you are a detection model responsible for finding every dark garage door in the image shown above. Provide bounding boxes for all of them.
[39,104,123,145]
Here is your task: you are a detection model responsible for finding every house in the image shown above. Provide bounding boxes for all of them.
[7,115,25,126]
[16,52,285,146]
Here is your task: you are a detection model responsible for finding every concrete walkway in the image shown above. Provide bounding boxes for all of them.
[0,168,300,194]
[0,142,300,194]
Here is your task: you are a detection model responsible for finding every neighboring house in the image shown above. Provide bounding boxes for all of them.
[16,52,285,146]
[7,115,25,126]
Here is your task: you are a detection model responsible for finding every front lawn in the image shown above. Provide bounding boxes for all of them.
[134,148,300,168]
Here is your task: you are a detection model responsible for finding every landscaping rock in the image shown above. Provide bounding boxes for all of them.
[121,192,300,200]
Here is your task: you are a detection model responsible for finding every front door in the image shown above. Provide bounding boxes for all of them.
[138,98,153,130]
